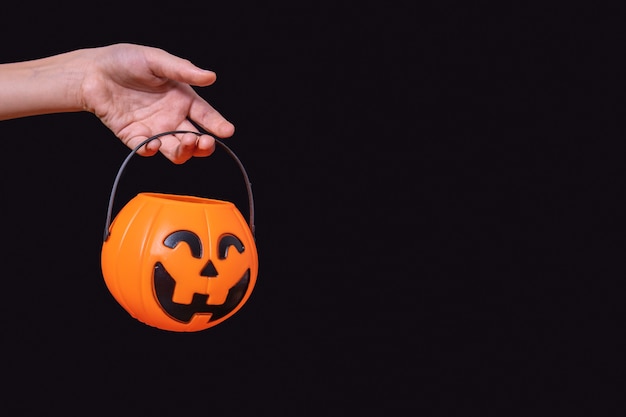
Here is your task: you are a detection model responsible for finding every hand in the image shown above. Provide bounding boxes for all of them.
[80,43,235,164]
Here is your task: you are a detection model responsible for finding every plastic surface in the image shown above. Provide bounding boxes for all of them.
[101,192,258,332]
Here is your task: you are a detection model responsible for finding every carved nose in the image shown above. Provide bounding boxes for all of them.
[201,260,218,277]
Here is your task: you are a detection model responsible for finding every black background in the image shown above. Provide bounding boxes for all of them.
[1,2,624,415]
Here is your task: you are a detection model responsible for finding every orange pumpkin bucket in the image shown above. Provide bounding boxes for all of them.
[101,131,258,332]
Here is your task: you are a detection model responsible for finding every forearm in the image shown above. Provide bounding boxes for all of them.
[0,50,87,120]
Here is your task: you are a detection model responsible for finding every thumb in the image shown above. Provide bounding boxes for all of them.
[147,47,218,87]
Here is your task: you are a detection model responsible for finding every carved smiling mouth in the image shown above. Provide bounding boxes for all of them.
[153,262,250,323]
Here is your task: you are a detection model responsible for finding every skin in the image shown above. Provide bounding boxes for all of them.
[0,43,235,164]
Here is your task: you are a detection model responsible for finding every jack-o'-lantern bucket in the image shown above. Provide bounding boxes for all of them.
[101,131,257,332]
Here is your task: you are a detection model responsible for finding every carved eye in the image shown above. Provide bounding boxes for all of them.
[219,234,245,259]
[164,230,203,258]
